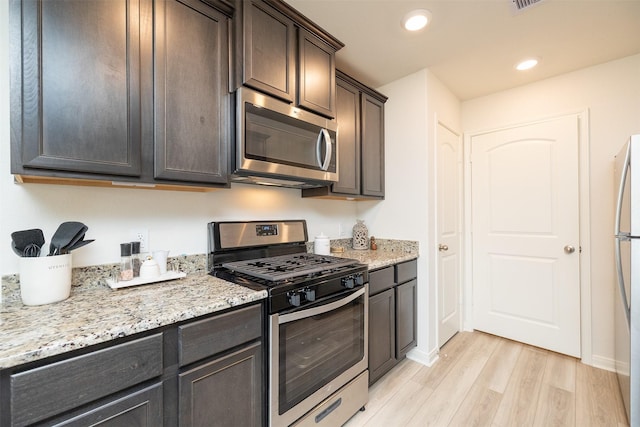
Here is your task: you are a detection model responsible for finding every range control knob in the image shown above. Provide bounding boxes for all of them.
[355,273,364,286]
[287,291,301,307]
[303,288,316,302]
[342,276,355,289]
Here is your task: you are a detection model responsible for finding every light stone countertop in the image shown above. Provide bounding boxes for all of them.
[0,271,267,369]
[318,238,419,270]
[0,239,418,369]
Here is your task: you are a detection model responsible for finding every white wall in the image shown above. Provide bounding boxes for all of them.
[0,1,358,275]
[359,69,462,364]
[462,54,640,367]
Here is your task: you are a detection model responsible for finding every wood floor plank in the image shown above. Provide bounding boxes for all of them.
[575,361,629,427]
[533,384,575,427]
[344,358,423,426]
[360,379,433,427]
[483,336,523,393]
[491,346,547,426]
[343,331,630,427]
[405,332,499,426]
[410,331,475,390]
[448,335,521,425]
[448,385,502,427]
[543,351,577,393]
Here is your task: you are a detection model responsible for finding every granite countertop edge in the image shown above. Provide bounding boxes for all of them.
[0,238,418,369]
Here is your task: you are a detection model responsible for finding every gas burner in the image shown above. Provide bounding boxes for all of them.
[222,253,360,281]
[248,261,269,268]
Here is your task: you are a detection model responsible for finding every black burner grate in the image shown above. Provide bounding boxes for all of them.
[222,253,359,281]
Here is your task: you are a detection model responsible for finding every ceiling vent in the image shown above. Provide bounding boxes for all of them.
[512,0,544,12]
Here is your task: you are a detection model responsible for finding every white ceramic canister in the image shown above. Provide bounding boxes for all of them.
[314,233,331,255]
[19,254,72,306]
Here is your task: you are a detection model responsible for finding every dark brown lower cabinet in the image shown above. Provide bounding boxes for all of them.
[45,383,163,427]
[368,288,396,384]
[368,260,417,385]
[396,279,418,359]
[179,342,262,427]
[0,303,264,427]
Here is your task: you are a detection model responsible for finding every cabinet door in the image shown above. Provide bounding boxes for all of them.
[242,0,295,103]
[10,334,163,426]
[179,342,262,427]
[361,93,385,198]
[12,0,143,177]
[49,383,163,427]
[331,77,361,195]
[368,288,396,385]
[154,0,229,184]
[396,279,418,359]
[298,29,336,118]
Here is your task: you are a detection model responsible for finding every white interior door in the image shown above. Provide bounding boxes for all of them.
[437,122,462,347]
[471,115,581,357]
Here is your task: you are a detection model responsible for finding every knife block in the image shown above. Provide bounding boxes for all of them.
[19,254,72,306]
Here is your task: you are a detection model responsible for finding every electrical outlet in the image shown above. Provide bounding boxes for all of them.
[131,229,149,253]
[338,223,346,237]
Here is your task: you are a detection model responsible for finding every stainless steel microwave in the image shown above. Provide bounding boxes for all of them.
[232,87,338,188]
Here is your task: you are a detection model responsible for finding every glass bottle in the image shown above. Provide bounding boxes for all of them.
[120,243,134,281]
[131,241,141,278]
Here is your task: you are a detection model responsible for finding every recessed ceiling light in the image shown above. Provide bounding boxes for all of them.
[515,58,539,71]
[402,9,432,32]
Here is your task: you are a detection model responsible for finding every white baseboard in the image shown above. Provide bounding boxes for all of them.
[589,354,617,373]
[406,346,439,367]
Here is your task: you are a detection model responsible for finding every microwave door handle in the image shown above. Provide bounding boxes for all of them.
[317,128,332,171]
[615,142,631,236]
[615,236,632,327]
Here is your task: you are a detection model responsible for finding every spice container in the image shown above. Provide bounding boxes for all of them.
[131,241,141,278]
[119,243,133,281]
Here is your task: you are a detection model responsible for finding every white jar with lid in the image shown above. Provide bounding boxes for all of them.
[314,233,330,255]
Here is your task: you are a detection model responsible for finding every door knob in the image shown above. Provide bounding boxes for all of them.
[438,244,448,252]
[564,245,575,254]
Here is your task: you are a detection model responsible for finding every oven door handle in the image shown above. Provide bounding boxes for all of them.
[278,286,366,324]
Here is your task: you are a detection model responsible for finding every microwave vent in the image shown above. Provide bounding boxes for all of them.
[512,0,544,12]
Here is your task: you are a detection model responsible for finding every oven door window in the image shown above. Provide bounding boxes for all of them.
[278,293,365,414]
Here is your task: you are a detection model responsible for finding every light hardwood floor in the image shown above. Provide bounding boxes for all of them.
[345,331,629,427]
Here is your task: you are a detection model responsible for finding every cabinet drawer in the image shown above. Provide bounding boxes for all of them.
[178,304,262,367]
[10,333,163,426]
[369,266,394,296]
[395,259,417,284]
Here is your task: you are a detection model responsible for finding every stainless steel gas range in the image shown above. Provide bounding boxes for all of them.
[208,220,368,427]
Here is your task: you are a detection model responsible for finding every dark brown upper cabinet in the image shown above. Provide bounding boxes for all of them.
[10,0,232,191]
[233,0,343,118]
[154,0,231,185]
[10,0,143,178]
[303,70,387,200]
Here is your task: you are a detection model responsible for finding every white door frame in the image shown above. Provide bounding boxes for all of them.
[462,110,593,364]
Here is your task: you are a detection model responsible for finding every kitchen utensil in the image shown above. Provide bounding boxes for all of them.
[59,225,88,254]
[23,243,41,257]
[65,239,94,252]
[49,222,87,256]
[11,241,22,256]
[11,229,45,257]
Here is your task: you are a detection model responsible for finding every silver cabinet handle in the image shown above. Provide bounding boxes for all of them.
[564,245,575,254]
[438,244,448,252]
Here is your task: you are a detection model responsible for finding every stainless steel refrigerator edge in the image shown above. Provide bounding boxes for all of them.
[614,134,640,426]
